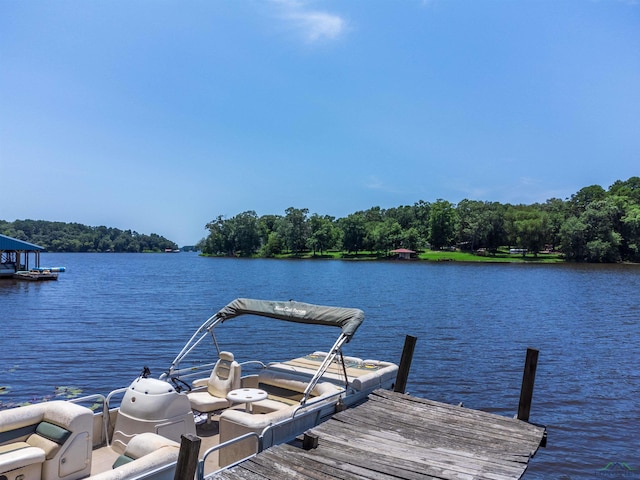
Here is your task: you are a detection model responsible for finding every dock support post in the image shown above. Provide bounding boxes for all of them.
[174,433,201,480]
[517,347,539,422]
[302,432,319,450]
[394,335,417,394]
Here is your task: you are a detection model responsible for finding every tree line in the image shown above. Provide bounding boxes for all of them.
[197,177,640,263]
[0,219,178,253]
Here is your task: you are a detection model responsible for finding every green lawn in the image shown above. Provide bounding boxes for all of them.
[416,250,564,263]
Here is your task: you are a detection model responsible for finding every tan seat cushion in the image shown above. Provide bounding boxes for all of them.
[0,442,45,473]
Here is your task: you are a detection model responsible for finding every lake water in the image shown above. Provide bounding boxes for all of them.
[1,253,639,479]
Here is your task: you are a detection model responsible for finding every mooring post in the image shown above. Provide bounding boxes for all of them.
[394,335,417,394]
[302,432,319,450]
[174,433,201,480]
[517,347,539,422]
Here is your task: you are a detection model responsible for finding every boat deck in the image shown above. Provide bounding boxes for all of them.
[196,418,222,475]
[89,410,232,477]
[209,389,546,480]
[90,446,120,475]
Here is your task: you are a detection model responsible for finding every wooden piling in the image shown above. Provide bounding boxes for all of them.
[302,432,319,450]
[394,334,417,394]
[174,433,201,480]
[517,347,539,422]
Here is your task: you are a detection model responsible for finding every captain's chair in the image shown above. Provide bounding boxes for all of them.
[188,351,241,423]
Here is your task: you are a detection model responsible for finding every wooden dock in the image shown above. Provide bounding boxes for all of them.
[210,389,546,480]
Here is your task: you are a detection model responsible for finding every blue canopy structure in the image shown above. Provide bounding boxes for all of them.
[0,234,45,276]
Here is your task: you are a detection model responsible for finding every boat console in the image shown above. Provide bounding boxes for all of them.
[110,377,196,454]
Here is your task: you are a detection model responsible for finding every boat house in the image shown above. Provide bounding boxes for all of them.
[390,248,416,260]
[0,233,45,278]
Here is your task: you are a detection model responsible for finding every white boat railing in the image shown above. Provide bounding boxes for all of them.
[160,363,218,382]
[238,360,267,370]
[103,387,129,447]
[199,387,344,479]
[70,392,107,407]
[291,388,344,418]
[69,393,110,446]
[199,431,261,479]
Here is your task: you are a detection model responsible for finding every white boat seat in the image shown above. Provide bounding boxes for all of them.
[0,441,45,478]
[0,400,93,480]
[89,433,180,480]
[187,351,241,422]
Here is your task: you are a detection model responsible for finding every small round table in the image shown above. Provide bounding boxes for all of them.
[227,388,268,413]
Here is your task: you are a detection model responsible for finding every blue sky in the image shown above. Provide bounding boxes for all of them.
[1,0,638,246]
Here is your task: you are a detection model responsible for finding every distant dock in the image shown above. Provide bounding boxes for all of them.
[1,234,64,281]
[210,389,547,480]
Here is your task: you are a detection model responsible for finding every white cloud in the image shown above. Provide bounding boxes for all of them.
[288,11,345,42]
[271,0,347,43]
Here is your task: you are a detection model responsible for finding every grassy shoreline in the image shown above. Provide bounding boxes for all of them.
[204,249,567,263]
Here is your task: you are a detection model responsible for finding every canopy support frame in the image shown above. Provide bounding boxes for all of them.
[300,333,349,405]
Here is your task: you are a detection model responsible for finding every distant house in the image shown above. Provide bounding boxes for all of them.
[0,234,45,277]
[390,248,416,260]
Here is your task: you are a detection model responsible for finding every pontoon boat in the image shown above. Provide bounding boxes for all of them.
[0,299,398,480]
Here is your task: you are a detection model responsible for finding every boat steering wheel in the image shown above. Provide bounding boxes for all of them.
[170,377,192,393]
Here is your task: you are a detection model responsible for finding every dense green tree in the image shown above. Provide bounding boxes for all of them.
[9,177,640,263]
[258,214,282,240]
[456,200,497,251]
[484,203,508,252]
[581,198,623,262]
[195,179,638,262]
[231,211,261,256]
[428,200,457,250]
[540,198,569,251]
[281,207,310,255]
[204,216,233,255]
[360,206,384,224]
[569,184,607,215]
[560,197,623,262]
[503,205,520,248]
[399,227,421,252]
[339,213,367,254]
[609,176,640,204]
[385,205,415,230]
[412,200,431,244]
[307,214,339,255]
[259,231,285,257]
[370,218,403,254]
[513,209,550,256]
[0,220,176,252]
[621,204,640,262]
[559,216,588,261]
[464,201,506,253]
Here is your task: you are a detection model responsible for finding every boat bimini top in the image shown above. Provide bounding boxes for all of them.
[213,298,364,337]
[165,298,365,404]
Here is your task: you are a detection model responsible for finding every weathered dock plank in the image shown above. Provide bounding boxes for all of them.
[210,389,546,480]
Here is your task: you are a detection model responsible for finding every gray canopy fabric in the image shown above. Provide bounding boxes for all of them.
[214,298,364,339]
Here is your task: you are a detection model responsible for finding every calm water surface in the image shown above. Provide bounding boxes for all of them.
[1,253,639,479]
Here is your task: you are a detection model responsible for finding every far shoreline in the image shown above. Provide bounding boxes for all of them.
[42,250,639,265]
[201,249,569,264]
